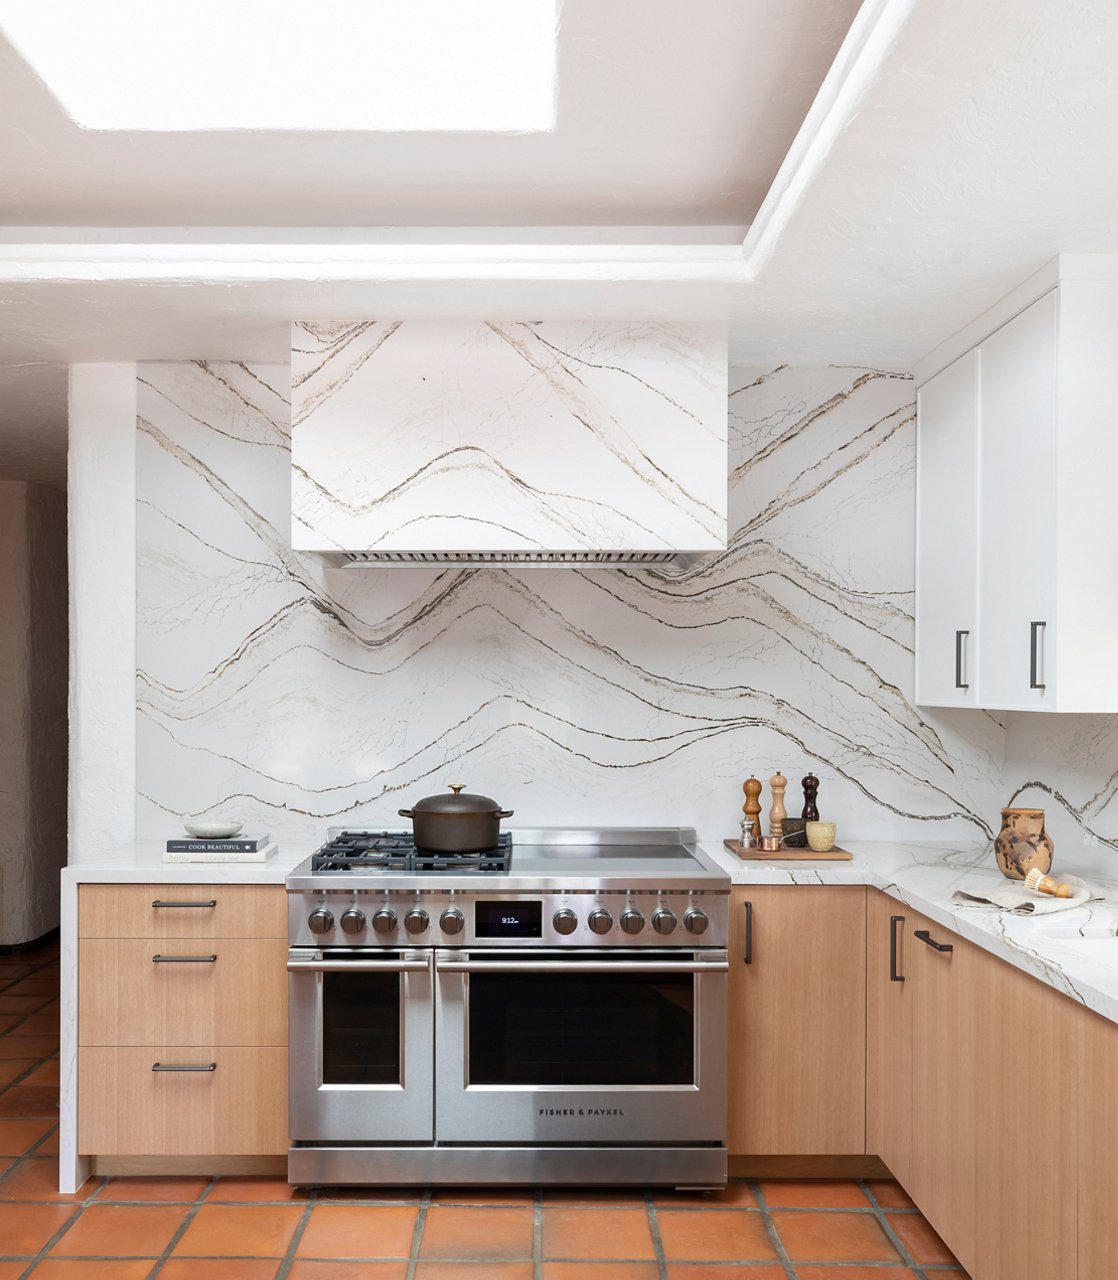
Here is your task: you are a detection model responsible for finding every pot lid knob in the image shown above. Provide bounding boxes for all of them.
[448,784,466,794]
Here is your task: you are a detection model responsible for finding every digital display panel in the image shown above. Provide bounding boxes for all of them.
[475,900,543,938]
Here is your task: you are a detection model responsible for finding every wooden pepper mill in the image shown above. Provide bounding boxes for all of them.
[742,776,763,842]
[802,773,820,822]
[769,771,788,838]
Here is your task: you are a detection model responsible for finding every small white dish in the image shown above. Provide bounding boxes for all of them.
[183,819,243,839]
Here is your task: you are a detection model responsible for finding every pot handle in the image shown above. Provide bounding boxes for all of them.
[497,810,514,819]
[398,809,414,818]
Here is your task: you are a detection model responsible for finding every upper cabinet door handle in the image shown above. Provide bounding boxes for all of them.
[954,630,969,690]
[1030,621,1046,690]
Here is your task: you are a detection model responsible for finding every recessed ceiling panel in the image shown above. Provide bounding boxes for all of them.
[0,0,557,132]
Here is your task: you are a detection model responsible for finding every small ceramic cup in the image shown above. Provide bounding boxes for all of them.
[805,821,837,853]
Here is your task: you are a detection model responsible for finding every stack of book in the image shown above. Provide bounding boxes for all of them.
[163,831,277,863]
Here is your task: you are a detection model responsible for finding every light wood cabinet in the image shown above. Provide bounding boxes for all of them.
[971,940,1077,1280]
[866,891,914,1185]
[79,938,288,1046]
[728,885,866,1156]
[79,1047,287,1155]
[915,266,1118,712]
[77,883,288,1159]
[79,883,286,939]
[1078,1006,1118,1278]
[867,890,1078,1280]
[905,910,979,1276]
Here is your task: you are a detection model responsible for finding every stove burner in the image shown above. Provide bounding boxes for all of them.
[311,830,512,875]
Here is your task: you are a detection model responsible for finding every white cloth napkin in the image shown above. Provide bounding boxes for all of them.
[952,873,1101,915]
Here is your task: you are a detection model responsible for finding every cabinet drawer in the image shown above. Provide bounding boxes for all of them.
[79,1046,287,1155]
[79,884,286,939]
[79,939,288,1046]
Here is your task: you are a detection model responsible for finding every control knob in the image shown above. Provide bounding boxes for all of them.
[652,909,677,935]
[340,908,365,935]
[587,909,612,935]
[307,908,333,935]
[404,908,429,936]
[553,908,578,935]
[371,908,397,935]
[440,908,465,936]
[620,909,645,935]
[684,909,709,935]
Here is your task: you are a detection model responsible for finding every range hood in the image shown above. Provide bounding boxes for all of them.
[291,321,728,567]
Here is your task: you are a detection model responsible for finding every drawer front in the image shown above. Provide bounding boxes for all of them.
[79,884,286,939]
[79,1046,287,1155]
[79,938,288,1046]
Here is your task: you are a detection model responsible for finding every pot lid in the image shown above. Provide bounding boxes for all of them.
[406,784,504,815]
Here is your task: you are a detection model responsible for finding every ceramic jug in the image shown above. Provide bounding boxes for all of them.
[994,807,1054,881]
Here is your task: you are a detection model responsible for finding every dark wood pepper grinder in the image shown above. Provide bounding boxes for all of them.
[801,773,820,822]
[743,776,763,842]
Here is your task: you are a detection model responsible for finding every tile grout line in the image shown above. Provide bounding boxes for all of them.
[644,1188,671,1280]
[751,1178,799,1280]
[404,1185,432,1280]
[271,1184,319,1280]
[859,1179,933,1280]
[142,1176,223,1280]
[533,1185,543,1280]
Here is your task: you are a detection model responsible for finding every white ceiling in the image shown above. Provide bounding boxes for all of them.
[4,0,1118,485]
[0,0,859,227]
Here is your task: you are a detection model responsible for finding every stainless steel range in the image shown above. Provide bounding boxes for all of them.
[286,826,729,1188]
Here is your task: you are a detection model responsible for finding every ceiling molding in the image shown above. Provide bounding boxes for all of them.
[0,239,752,285]
[740,0,919,276]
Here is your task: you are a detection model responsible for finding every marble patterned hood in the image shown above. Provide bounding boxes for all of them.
[289,320,729,567]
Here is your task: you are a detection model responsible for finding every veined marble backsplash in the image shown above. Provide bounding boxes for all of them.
[134,361,1117,856]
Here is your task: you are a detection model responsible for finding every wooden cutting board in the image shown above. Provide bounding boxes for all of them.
[723,838,854,861]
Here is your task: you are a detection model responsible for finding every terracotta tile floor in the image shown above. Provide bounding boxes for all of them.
[0,937,972,1279]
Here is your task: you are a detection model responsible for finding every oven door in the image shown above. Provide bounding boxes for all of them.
[434,947,727,1144]
[288,947,433,1143]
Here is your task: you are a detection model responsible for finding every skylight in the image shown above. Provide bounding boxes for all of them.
[0,0,558,132]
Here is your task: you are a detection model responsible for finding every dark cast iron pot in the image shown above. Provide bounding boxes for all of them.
[399,784,514,853]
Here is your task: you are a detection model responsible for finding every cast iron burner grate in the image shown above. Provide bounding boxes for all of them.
[311,830,512,875]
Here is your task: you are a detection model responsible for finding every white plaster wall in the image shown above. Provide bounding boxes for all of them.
[0,481,68,944]
[134,360,1024,848]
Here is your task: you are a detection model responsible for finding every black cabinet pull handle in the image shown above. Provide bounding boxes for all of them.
[1030,621,1046,690]
[152,954,217,964]
[954,630,969,690]
[889,915,905,981]
[743,900,753,965]
[914,928,953,953]
[152,1062,217,1072]
[151,900,217,909]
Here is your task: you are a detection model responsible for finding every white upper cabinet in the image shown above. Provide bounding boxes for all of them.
[915,350,979,707]
[290,321,728,562]
[915,259,1118,712]
[976,292,1058,710]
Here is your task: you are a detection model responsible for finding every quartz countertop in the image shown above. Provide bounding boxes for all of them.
[701,838,1118,1026]
[62,840,315,885]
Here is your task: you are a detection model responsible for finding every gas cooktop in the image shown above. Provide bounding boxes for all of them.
[312,830,513,875]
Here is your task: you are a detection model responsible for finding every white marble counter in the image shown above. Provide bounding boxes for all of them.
[63,840,314,886]
[703,839,1118,1026]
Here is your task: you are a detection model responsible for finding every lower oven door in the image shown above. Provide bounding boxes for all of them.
[434,947,727,1144]
[288,947,433,1143]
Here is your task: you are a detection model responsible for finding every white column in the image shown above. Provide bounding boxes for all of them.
[63,362,136,1192]
[67,363,137,860]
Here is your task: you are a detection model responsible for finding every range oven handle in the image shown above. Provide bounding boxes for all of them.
[287,957,432,974]
[435,959,729,974]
